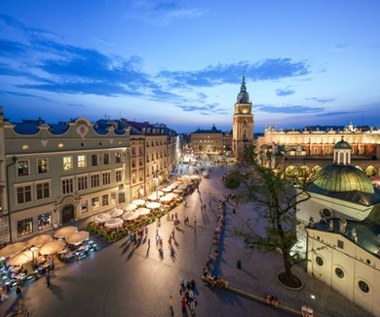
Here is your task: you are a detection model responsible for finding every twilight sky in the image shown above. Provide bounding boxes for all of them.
[1,0,380,133]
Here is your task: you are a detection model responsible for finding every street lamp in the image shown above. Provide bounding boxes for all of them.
[29,245,36,265]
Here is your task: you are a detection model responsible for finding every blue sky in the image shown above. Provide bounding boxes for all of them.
[1,0,380,133]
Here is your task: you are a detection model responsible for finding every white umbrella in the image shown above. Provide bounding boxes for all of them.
[122,212,139,221]
[104,218,124,228]
[173,189,183,194]
[147,194,158,201]
[109,208,123,218]
[66,231,90,245]
[131,199,145,206]
[7,252,33,266]
[160,195,172,203]
[0,242,27,258]
[146,202,161,209]
[125,204,137,212]
[40,240,66,255]
[162,187,172,192]
[94,213,111,223]
[178,184,188,190]
[27,234,53,248]
[54,226,78,239]
[135,207,151,216]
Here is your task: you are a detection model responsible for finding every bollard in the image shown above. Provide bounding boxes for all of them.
[237,260,242,269]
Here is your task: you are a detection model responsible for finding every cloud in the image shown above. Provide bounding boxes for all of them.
[159,58,310,88]
[125,0,207,26]
[316,111,357,117]
[256,104,324,114]
[176,103,227,115]
[275,87,295,96]
[307,97,335,104]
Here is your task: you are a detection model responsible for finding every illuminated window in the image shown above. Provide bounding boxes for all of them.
[91,197,99,208]
[78,155,86,168]
[115,152,122,163]
[17,160,29,176]
[38,212,52,230]
[102,194,109,206]
[63,156,73,170]
[22,144,29,150]
[37,158,48,174]
[119,192,125,204]
[17,218,33,237]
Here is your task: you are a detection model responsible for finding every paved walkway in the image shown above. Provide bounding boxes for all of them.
[215,196,375,317]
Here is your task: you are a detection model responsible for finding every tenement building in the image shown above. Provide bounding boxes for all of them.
[0,108,178,244]
[190,125,231,154]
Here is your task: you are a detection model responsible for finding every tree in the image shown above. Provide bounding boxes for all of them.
[224,160,311,288]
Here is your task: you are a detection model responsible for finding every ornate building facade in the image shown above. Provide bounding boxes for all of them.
[190,125,231,154]
[0,107,178,244]
[232,77,254,160]
[297,139,380,316]
[257,124,380,177]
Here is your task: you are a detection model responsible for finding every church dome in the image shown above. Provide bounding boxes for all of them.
[312,164,374,194]
[334,138,352,150]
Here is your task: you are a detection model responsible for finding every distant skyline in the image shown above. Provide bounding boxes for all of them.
[1,0,380,133]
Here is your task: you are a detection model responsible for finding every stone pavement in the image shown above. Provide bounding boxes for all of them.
[215,198,375,317]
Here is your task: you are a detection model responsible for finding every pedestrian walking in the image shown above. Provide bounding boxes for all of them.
[181,296,187,313]
[169,295,174,316]
[147,238,150,247]
[46,270,51,287]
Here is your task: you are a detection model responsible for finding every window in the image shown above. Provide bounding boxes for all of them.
[132,159,136,168]
[358,280,370,293]
[115,152,122,163]
[17,218,33,237]
[119,192,125,204]
[81,201,88,214]
[63,156,73,170]
[36,182,50,200]
[115,170,122,182]
[91,197,99,208]
[91,174,100,188]
[131,148,136,156]
[17,160,29,176]
[62,178,74,194]
[102,172,111,185]
[315,256,324,267]
[335,267,345,279]
[38,212,52,230]
[16,185,32,204]
[78,155,86,168]
[103,153,110,165]
[77,175,88,191]
[91,154,98,166]
[37,158,48,174]
[337,240,344,249]
[102,194,109,206]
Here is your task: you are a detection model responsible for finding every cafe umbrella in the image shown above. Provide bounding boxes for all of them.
[40,240,66,255]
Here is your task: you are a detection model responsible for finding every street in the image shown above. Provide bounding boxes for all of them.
[0,161,295,317]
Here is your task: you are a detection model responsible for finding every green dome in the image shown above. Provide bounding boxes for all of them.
[334,139,352,150]
[313,164,374,194]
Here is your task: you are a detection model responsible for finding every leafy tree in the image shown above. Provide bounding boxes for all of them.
[224,160,311,288]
